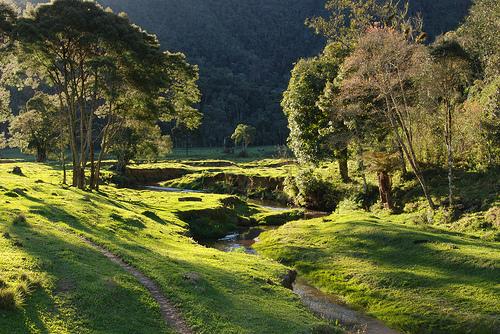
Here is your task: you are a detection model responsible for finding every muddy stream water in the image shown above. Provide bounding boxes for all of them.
[146,186,399,334]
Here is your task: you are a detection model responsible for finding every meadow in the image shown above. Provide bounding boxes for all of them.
[1,147,499,334]
[0,161,333,334]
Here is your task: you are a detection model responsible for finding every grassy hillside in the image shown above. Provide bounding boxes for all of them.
[255,211,500,334]
[0,162,333,333]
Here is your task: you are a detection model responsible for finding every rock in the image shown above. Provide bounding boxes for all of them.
[178,197,203,202]
[11,166,24,176]
[281,269,297,290]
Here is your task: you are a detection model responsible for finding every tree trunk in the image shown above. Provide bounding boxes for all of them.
[76,167,85,189]
[378,170,393,210]
[384,96,435,210]
[357,147,367,193]
[338,148,350,183]
[61,149,66,185]
[446,105,453,207]
[93,144,107,191]
[36,148,47,163]
[89,141,96,191]
[396,141,407,175]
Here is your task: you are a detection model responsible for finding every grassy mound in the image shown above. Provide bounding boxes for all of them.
[255,211,500,334]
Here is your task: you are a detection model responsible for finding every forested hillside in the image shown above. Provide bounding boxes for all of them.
[13,0,472,146]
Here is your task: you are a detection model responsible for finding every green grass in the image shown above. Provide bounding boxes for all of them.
[165,146,283,162]
[1,151,497,333]
[0,162,330,333]
[255,211,500,334]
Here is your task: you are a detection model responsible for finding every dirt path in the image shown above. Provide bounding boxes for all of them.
[78,236,193,334]
[294,280,399,334]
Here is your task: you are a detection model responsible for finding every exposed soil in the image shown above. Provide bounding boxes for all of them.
[182,161,236,167]
[78,235,192,334]
[124,168,191,184]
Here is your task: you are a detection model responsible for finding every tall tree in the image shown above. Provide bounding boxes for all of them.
[0,0,16,122]
[281,56,344,175]
[15,0,200,189]
[307,0,426,49]
[457,0,499,167]
[457,0,499,80]
[341,27,436,209]
[422,38,472,206]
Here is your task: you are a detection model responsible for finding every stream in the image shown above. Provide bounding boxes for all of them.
[146,186,399,334]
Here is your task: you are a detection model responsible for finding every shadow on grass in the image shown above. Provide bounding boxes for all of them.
[283,218,500,333]
[393,166,500,211]
[4,221,168,333]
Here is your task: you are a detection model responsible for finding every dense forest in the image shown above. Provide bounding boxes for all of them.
[10,0,472,147]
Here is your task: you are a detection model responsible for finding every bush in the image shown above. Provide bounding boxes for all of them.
[284,169,340,212]
[0,287,18,310]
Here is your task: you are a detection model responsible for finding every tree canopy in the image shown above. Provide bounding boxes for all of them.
[11,0,200,188]
[10,0,474,147]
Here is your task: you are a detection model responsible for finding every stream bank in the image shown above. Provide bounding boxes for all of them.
[146,186,399,334]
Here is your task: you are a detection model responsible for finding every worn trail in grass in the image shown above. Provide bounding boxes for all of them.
[77,235,192,334]
[0,162,332,333]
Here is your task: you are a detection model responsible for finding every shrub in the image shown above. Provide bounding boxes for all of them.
[284,169,340,212]
[0,287,18,310]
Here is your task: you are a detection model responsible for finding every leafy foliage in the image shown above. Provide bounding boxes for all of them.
[11,0,473,147]
[230,123,256,153]
[284,168,339,211]
[8,92,60,161]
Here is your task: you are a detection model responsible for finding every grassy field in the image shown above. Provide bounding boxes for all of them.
[1,147,498,334]
[165,146,284,162]
[0,162,332,333]
[255,211,500,334]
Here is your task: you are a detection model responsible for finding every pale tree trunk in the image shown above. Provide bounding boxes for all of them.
[384,95,435,210]
[445,103,453,207]
[396,140,407,175]
[357,145,367,193]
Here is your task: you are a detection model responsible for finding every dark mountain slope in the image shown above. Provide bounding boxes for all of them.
[12,0,472,146]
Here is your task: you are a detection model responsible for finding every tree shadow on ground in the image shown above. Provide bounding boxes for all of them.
[308,219,500,333]
[4,222,169,334]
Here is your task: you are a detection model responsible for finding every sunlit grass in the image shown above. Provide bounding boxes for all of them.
[0,162,329,333]
[255,211,500,334]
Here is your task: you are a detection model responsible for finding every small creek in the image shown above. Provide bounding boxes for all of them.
[146,186,399,334]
